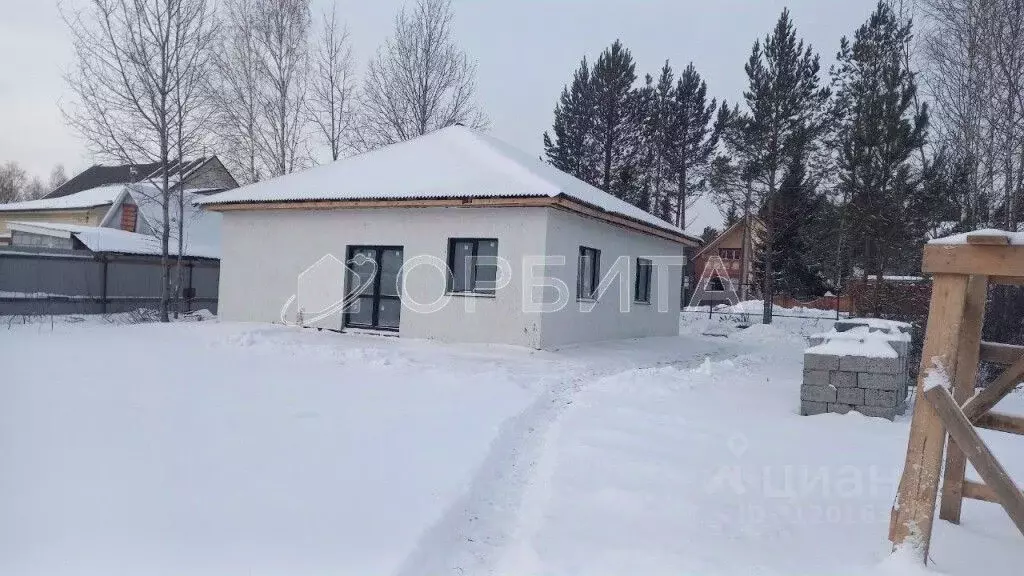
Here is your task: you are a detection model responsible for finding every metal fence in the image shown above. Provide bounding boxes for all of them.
[0,248,219,316]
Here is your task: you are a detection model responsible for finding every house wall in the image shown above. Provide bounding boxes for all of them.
[218,206,549,347]
[538,208,684,348]
[185,158,238,191]
[218,206,685,348]
[0,206,112,236]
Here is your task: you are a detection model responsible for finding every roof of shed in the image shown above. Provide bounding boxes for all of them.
[7,221,219,259]
[198,126,697,242]
[0,184,126,212]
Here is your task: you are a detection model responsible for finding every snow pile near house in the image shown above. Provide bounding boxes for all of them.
[681,300,840,341]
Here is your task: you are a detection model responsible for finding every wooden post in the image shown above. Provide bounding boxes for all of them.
[925,384,1024,536]
[961,355,1024,421]
[939,275,988,524]
[889,273,970,559]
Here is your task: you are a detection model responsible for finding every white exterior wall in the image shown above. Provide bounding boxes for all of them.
[538,209,684,348]
[219,207,548,347]
[218,205,684,349]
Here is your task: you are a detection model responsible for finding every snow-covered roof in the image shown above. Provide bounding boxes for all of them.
[197,126,695,241]
[0,184,125,212]
[7,221,219,259]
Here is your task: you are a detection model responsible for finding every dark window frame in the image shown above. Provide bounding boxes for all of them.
[634,257,652,304]
[719,248,741,260]
[577,246,601,300]
[344,245,404,332]
[446,238,499,296]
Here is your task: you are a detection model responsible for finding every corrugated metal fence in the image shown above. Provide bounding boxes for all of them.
[0,248,219,316]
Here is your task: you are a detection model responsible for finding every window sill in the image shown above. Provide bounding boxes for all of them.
[633,300,652,306]
[446,291,496,299]
[577,297,598,303]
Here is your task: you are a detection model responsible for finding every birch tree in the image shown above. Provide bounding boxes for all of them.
[308,6,355,161]
[62,0,215,322]
[355,0,487,151]
[212,0,311,181]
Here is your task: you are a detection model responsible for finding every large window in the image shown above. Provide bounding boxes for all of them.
[635,258,652,304]
[577,246,601,300]
[448,238,499,295]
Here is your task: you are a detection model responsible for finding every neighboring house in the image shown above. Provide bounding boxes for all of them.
[690,215,765,304]
[0,185,125,244]
[198,125,699,349]
[0,158,235,245]
[45,156,237,199]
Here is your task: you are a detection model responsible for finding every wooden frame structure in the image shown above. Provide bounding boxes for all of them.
[890,232,1024,561]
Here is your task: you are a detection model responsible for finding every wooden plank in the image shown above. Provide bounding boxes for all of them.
[963,479,1024,503]
[963,479,1000,503]
[961,353,1024,421]
[981,273,1024,286]
[967,234,1011,245]
[940,275,988,524]
[923,243,1024,277]
[890,273,970,559]
[976,411,1024,435]
[925,384,1024,537]
[980,341,1024,365]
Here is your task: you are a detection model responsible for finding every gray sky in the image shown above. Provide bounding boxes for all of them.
[0,0,876,231]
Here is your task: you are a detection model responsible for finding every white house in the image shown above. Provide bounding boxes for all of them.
[197,126,699,349]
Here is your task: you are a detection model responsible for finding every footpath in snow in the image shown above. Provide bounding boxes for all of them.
[1,313,1022,575]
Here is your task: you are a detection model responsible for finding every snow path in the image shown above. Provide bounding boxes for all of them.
[393,339,751,576]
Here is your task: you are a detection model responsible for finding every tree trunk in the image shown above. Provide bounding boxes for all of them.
[677,162,688,229]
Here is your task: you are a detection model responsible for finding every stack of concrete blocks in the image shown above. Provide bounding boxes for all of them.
[801,318,913,420]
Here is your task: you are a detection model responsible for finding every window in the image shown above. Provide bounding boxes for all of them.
[447,238,499,295]
[719,248,741,260]
[577,246,601,300]
[634,258,652,304]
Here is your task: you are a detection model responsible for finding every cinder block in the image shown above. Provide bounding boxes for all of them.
[830,371,858,388]
[859,372,903,391]
[805,353,840,371]
[828,403,855,414]
[837,387,865,404]
[856,405,897,421]
[803,369,830,386]
[801,400,828,416]
[802,384,838,403]
[840,355,900,373]
[865,389,899,408]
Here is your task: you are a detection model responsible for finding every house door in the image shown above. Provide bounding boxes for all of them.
[344,246,403,331]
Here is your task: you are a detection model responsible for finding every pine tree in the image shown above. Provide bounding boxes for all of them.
[768,152,827,297]
[543,58,598,186]
[700,226,720,244]
[832,1,927,315]
[648,62,678,215]
[591,40,639,196]
[727,9,831,323]
[671,63,723,228]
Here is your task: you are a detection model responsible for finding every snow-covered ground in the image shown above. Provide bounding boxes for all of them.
[1,314,1021,575]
